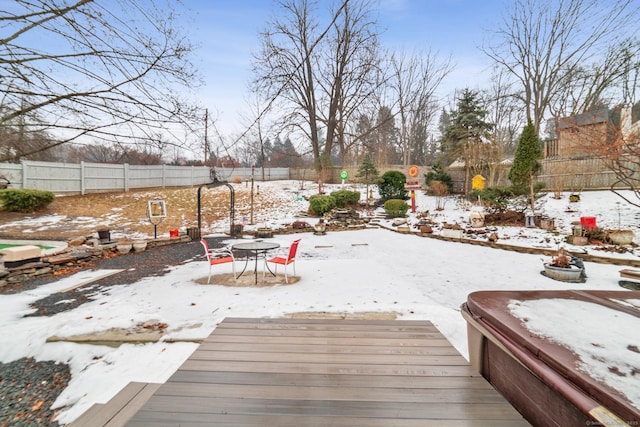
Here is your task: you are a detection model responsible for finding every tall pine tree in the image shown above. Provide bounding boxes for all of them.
[509,119,543,212]
[440,89,493,195]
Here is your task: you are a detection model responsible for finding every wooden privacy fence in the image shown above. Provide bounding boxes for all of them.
[0,161,289,194]
[538,156,638,191]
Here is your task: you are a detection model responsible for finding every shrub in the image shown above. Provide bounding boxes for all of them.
[424,164,453,192]
[330,190,360,208]
[469,186,515,214]
[308,194,336,215]
[429,180,450,210]
[0,189,55,212]
[379,171,407,201]
[383,199,408,218]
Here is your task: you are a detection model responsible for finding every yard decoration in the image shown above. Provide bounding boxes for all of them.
[542,248,586,283]
[133,240,147,252]
[607,230,635,245]
[116,241,133,254]
[147,199,166,239]
[313,219,327,235]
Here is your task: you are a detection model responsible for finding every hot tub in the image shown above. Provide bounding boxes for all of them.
[462,289,640,427]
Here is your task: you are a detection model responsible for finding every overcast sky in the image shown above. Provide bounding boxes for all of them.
[181,0,507,135]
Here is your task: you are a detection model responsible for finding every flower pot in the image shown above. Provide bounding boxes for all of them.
[543,263,584,282]
[133,240,147,252]
[540,218,555,231]
[607,230,634,245]
[232,224,243,236]
[569,236,588,246]
[117,243,132,254]
[313,222,326,235]
[256,228,273,238]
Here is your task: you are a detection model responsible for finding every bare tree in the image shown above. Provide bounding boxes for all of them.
[388,50,453,166]
[481,66,525,156]
[238,92,273,178]
[554,39,640,117]
[485,0,640,134]
[317,0,381,168]
[479,67,526,186]
[372,105,400,166]
[0,0,199,162]
[568,105,640,207]
[252,0,380,180]
[253,0,323,175]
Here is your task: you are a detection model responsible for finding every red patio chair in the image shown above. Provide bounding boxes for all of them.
[264,239,300,283]
[200,238,236,284]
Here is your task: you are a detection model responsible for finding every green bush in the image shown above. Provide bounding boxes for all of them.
[383,199,408,218]
[330,190,360,208]
[469,186,515,213]
[379,171,407,201]
[308,194,336,215]
[424,164,453,192]
[0,189,55,212]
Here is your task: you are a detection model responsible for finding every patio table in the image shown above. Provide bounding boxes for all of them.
[232,241,280,284]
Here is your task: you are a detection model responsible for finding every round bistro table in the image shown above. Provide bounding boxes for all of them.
[232,241,280,284]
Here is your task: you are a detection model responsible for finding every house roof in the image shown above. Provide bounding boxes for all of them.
[558,108,609,128]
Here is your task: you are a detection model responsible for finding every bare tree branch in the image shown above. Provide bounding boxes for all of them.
[485,0,640,133]
[0,0,200,162]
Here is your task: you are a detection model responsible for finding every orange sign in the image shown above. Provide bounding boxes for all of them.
[408,165,419,178]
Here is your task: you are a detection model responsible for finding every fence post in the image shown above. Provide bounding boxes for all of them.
[21,160,28,189]
[123,163,129,192]
[81,161,86,195]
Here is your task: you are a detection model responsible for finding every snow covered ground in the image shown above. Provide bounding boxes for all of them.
[0,181,639,424]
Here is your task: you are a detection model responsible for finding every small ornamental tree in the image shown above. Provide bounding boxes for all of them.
[509,119,543,212]
[356,154,379,205]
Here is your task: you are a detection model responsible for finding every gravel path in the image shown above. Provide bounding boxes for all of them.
[0,358,70,427]
[0,237,228,426]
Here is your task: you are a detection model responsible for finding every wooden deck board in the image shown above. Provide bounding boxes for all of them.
[124,318,528,426]
[69,382,161,427]
[203,334,454,347]
[197,341,461,355]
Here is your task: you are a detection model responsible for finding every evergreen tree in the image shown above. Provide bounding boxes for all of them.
[509,119,543,212]
[378,170,407,201]
[440,89,493,194]
[356,154,379,206]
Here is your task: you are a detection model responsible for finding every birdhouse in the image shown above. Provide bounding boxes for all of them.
[472,174,486,191]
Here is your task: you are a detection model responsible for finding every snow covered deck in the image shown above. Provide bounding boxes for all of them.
[88,317,528,426]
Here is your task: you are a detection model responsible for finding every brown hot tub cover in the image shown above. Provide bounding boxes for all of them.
[462,289,640,426]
